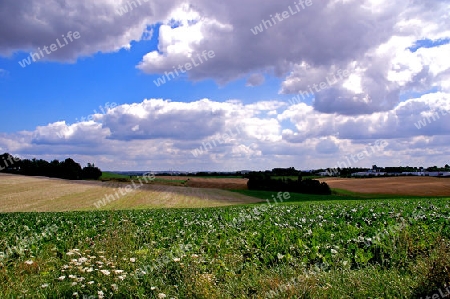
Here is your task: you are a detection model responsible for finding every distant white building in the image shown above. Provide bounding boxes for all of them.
[401,171,450,177]
[351,167,386,177]
[351,171,386,177]
[401,171,425,176]
[427,171,450,177]
[394,171,450,177]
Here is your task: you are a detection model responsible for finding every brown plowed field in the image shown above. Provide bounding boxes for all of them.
[320,176,450,196]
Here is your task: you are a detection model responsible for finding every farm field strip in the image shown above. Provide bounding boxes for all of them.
[0,174,260,212]
[321,176,450,196]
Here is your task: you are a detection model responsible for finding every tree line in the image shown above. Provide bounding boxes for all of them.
[318,164,450,177]
[245,168,331,195]
[0,153,102,180]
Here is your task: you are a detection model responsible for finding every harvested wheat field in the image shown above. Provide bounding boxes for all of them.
[321,176,450,196]
[0,174,261,212]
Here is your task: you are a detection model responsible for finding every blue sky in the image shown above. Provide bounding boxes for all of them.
[0,23,285,133]
[0,0,449,171]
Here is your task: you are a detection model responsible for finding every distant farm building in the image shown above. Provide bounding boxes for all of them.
[351,170,386,177]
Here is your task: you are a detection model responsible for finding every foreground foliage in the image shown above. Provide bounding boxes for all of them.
[1,198,449,298]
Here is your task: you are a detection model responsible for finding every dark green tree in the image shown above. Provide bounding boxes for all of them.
[82,163,102,180]
[60,158,83,180]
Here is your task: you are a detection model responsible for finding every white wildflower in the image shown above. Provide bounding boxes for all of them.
[78,257,88,263]
[100,269,110,276]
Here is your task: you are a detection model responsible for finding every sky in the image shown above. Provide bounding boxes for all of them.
[0,0,449,172]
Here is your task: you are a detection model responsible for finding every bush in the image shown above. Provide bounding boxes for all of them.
[246,173,331,195]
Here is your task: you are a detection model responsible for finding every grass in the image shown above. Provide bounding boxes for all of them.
[100,172,131,180]
[231,189,353,204]
[194,176,244,179]
[233,188,450,203]
[231,188,436,204]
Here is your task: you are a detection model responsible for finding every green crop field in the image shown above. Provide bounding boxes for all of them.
[100,172,132,180]
[1,197,450,298]
[233,188,449,202]
[194,176,244,179]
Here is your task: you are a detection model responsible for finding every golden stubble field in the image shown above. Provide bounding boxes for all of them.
[0,174,260,212]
